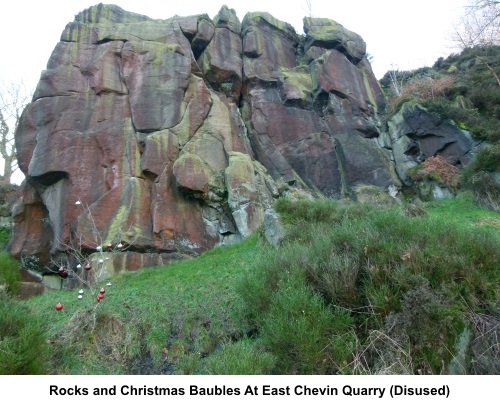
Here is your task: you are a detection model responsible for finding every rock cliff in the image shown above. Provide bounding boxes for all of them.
[9,4,438,276]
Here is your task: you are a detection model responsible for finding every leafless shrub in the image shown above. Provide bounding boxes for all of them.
[53,307,125,360]
[401,76,455,100]
[347,330,414,375]
[49,199,135,291]
[470,312,500,374]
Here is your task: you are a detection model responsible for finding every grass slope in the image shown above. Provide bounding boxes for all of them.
[22,234,261,374]
[4,193,499,375]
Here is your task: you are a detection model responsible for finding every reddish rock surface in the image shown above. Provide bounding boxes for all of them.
[17,282,50,300]
[10,4,404,278]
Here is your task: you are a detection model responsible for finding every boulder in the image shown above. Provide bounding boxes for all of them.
[10,5,404,278]
[242,12,299,82]
[385,102,473,185]
[17,282,50,300]
[198,6,242,100]
[261,208,286,247]
[303,17,366,64]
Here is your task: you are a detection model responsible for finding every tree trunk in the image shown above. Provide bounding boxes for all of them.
[1,154,13,185]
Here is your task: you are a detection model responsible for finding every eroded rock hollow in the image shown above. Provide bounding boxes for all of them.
[10,4,404,273]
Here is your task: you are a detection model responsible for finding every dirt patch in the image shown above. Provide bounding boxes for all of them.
[474,217,500,229]
[126,353,174,375]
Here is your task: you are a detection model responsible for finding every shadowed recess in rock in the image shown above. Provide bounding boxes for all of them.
[9,4,473,275]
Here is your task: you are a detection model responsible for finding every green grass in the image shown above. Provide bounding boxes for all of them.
[0,293,51,374]
[0,227,11,249]
[11,192,500,375]
[424,192,500,232]
[0,251,21,294]
[240,196,499,374]
[24,233,261,374]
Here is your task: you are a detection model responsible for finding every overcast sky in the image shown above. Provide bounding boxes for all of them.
[1,0,469,85]
[1,0,469,184]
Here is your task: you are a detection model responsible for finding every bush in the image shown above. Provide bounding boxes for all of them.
[400,76,455,100]
[259,272,356,374]
[409,155,460,190]
[462,144,500,211]
[464,144,500,175]
[383,283,462,373]
[239,198,500,374]
[0,294,51,374]
[0,251,21,295]
[465,171,500,212]
[0,227,11,249]
[197,339,276,374]
[20,254,44,274]
[385,46,500,143]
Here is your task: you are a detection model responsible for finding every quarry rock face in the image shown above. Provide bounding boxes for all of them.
[9,4,402,276]
[383,102,474,185]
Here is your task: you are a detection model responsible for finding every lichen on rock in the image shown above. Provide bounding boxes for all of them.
[9,4,404,277]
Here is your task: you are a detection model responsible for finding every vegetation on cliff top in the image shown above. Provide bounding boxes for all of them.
[380,45,500,211]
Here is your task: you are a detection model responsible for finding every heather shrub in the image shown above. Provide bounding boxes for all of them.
[462,144,500,211]
[197,339,277,374]
[258,271,356,374]
[239,198,500,374]
[469,313,500,375]
[0,227,10,249]
[463,144,500,175]
[0,251,21,295]
[465,171,500,212]
[0,294,51,374]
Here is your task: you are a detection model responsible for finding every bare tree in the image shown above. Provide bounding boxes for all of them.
[0,81,31,185]
[304,0,314,18]
[388,64,403,97]
[452,0,500,85]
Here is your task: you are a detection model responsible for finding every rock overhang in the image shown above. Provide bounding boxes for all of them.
[10,3,405,279]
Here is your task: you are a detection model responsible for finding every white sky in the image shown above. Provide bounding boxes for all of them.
[1,0,469,184]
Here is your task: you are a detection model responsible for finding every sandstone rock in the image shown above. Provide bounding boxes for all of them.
[74,3,152,24]
[41,274,62,290]
[278,66,314,107]
[386,102,473,185]
[8,181,52,262]
[173,153,214,198]
[122,40,192,131]
[242,12,298,82]
[17,282,50,300]
[303,17,366,64]
[353,185,400,207]
[190,15,215,58]
[214,5,241,34]
[311,49,383,113]
[225,152,275,237]
[198,7,243,100]
[418,180,455,201]
[20,268,43,283]
[10,5,405,277]
[261,208,286,247]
